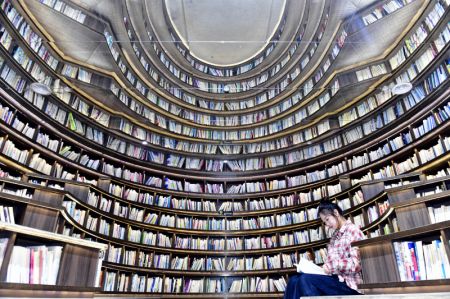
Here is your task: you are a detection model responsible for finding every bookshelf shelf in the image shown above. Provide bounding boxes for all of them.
[355,188,450,293]
[359,278,450,291]
[0,282,101,298]
[0,222,106,292]
[360,0,416,27]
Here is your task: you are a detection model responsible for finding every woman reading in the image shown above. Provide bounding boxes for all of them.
[284,200,365,298]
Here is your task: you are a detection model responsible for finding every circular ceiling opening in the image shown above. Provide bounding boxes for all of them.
[165,0,286,66]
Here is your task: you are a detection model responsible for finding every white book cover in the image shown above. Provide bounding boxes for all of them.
[0,206,5,222]
[295,258,328,275]
[46,246,63,285]
[415,241,427,280]
[7,246,30,283]
[0,238,9,270]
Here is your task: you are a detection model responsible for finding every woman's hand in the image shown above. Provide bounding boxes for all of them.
[322,263,331,275]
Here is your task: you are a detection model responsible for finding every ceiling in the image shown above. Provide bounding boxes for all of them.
[21,0,421,74]
[17,0,425,131]
[164,0,287,66]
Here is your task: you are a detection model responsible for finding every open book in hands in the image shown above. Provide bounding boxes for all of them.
[295,258,329,275]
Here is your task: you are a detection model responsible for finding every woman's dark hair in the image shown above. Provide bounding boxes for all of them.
[317,199,343,217]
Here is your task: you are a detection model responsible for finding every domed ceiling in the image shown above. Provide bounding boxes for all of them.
[17,0,425,149]
[164,0,287,66]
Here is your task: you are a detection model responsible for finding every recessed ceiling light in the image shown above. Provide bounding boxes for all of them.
[223,85,230,93]
[30,82,52,96]
[392,82,412,95]
[142,141,148,145]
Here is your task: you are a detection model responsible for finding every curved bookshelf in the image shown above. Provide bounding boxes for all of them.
[0,0,449,296]
[0,11,444,164]
[5,0,444,150]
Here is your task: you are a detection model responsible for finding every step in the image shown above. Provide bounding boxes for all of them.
[301,292,450,299]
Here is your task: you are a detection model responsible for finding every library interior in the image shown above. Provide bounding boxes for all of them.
[0,0,449,298]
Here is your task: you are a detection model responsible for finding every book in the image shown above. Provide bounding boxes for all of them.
[294,258,328,275]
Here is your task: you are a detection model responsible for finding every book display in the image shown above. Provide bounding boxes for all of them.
[0,220,106,297]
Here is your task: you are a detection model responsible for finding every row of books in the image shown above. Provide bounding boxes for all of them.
[0,204,14,223]
[70,196,330,233]
[362,0,414,26]
[0,138,30,165]
[393,238,450,281]
[105,127,433,192]
[60,178,374,224]
[106,99,335,142]
[368,219,399,238]
[111,188,315,212]
[103,271,286,293]
[428,203,450,223]
[348,147,443,185]
[0,23,12,50]
[6,244,62,284]
[355,63,388,82]
[107,251,297,272]
[39,0,87,24]
[99,174,338,195]
[1,183,32,199]
[1,1,59,72]
[63,209,331,250]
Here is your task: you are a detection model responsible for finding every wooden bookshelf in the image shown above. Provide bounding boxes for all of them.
[0,164,416,292]
[2,148,450,296]
[0,0,447,297]
[356,220,450,289]
[0,74,448,206]
[0,221,106,297]
[0,0,442,146]
[355,181,450,293]
[0,0,446,169]
[16,0,388,120]
[1,76,445,193]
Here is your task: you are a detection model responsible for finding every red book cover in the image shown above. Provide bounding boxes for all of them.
[408,242,419,280]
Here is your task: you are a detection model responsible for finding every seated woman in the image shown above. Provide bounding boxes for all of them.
[284,200,365,298]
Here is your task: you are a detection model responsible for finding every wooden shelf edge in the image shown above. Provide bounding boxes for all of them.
[0,282,100,297]
[353,220,450,247]
[95,291,284,298]
[0,222,107,250]
[360,278,450,290]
